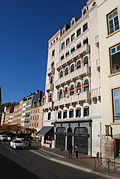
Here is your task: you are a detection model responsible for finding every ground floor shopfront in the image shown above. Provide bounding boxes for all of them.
[54,120,92,156]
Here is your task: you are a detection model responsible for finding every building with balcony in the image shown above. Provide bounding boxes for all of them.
[97,0,120,159]
[43,0,101,156]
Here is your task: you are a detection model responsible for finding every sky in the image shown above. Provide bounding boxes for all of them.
[0,0,87,103]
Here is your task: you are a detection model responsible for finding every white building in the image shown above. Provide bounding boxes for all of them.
[43,0,102,156]
[97,0,120,159]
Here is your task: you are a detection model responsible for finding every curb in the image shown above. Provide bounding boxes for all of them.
[30,150,119,179]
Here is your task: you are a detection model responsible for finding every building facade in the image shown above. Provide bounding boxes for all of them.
[43,0,101,156]
[13,99,24,125]
[97,0,120,159]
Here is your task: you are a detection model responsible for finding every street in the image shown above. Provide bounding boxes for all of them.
[0,142,105,179]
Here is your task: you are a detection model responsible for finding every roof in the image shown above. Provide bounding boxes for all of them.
[36,126,53,136]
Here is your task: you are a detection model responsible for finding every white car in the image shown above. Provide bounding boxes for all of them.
[10,139,24,149]
[0,134,8,141]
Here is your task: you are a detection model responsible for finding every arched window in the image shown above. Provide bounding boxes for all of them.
[84,56,88,66]
[84,107,89,117]
[56,127,65,133]
[76,82,81,93]
[69,109,74,118]
[60,70,63,78]
[64,87,68,97]
[63,110,67,119]
[70,85,74,95]
[77,60,81,69]
[70,64,74,72]
[59,89,63,99]
[49,93,52,102]
[84,79,89,91]
[65,67,68,75]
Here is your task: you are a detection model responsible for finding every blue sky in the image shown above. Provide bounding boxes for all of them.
[0,0,87,103]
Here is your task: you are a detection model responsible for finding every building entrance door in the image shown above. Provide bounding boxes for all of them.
[115,139,120,157]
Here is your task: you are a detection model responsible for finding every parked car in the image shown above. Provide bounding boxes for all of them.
[0,134,8,141]
[10,139,24,149]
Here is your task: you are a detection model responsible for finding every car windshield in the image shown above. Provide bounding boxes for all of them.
[15,140,22,143]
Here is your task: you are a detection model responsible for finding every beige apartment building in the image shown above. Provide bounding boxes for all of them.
[97,0,120,159]
[13,99,24,125]
[43,0,101,156]
[30,104,43,132]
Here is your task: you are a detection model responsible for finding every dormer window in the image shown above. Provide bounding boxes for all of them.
[83,9,87,15]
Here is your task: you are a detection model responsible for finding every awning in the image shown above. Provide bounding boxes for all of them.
[36,126,53,136]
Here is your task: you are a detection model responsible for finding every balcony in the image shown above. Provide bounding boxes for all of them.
[43,101,53,110]
[54,91,90,107]
[95,35,99,47]
[47,67,55,76]
[96,58,100,71]
[56,44,90,70]
[55,66,90,88]
[46,83,54,92]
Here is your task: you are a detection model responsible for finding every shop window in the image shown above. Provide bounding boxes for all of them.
[71,33,75,41]
[112,88,120,122]
[76,82,81,93]
[77,28,81,37]
[76,42,81,49]
[76,109,81,117]
[71,47,75,53]
[110,44,120,74]
[70,85,74,95]
[70,64,74,72]
[48,112,51,120]
[83,38,88,45]
[107,9,119,35]
[64,87,68,97]
[63,111,67,119]
[59,89,63,99]
[77,60,81,69]
[69,110,74,118]
[84,56,88,66]
[58,112,61,119]
[84,107,89,117]
[65,67,68,75]
[61,42,65,49]
[60,70,63,78]
[66,38,70,46]
[84,79,89,91]
[83,23,88,32]
[61,55,64,60]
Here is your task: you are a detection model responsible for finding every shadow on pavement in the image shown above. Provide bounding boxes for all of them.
[0,153,41,179]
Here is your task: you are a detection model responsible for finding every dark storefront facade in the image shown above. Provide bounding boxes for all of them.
[54,120,92,156]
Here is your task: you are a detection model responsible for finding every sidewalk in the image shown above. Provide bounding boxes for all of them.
[30,145,120,179]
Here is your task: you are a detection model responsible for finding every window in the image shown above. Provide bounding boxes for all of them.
[51,62,54,68]
[58,112,61,119]
[71,33,75,41]
[52,50,55,56]
[70,85,74,95]
[61,55,64,60]
[84,56,88,66]
[77,28,81,37]
[107,9,119,35]
[48,112,51,120]
[76,42,81,49]
[112,88,120,122]
[59,89,63,99]
[83,23,88,32]
[76,108,81,117]
[48,93,52,102]
[76,82,81,93]
[110,44,120,74]
[71,47,75,53]
[70,64,74,72]
[83,38,88,45]
[84,79,89,91]
[50,76,53,84]
[60,70,63,78]
[64,87,68,97]
[61,42,65,49]
[83,9,87,15]
[84,107,89,117]
[63,111,67,119]
[66,51,69,57]
[65,67,68,75]
[69,110,74,118]
[66,38,70,46]
[77,60,81,69]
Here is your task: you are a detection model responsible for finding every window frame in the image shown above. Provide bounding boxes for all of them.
[112,87,120,123]
[71,33,75,42]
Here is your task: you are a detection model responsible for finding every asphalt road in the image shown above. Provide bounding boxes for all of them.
[0,141,105,179]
